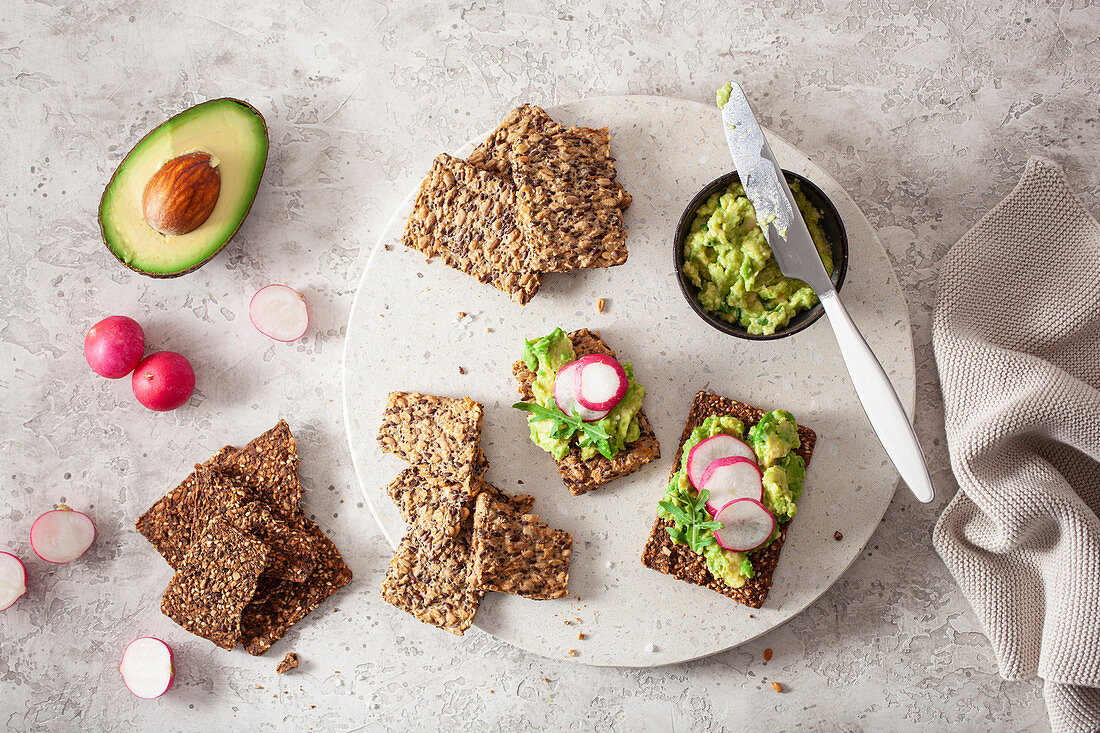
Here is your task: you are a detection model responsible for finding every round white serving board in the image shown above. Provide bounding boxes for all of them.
[343,95,913,667]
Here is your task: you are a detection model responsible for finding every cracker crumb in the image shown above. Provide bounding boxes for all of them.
[276,652,298,674]
[577,633,585,640]
[763,648,773,662]
[457,312,466,319]
[567,649,576,656]
[834,530,843,541]
[597,298,605,313]
[458,366,466,375]
[384,244,391,251]
[748,614,754,618]
[771,682,784,693]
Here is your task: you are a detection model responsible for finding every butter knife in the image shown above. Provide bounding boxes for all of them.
[720,82,935,504]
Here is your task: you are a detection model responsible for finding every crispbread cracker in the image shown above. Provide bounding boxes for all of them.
[380,525,483,636]
[513,328,660,495]
[468,494,572,600]
[469,104,560,178]
[640,391,817,609]
[510,126,630,272]
[402,153,541,305]
[377,391,486,492]
[215,420,303,519]
[161,516,268,650]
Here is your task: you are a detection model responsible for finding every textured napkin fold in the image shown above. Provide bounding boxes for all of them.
[932,157,1100,733]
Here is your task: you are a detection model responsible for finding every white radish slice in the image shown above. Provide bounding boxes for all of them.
[119,637,175,699]
[686,434,757,489]
[573,354,628,411]
[249,284,309,342]
[553,360,610,422]
[714,498,776,552]
[700,457,764,516]
[30,506,96,564]
[0,552,27,611]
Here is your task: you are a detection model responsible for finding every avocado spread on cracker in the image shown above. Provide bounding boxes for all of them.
[657,411,805,588]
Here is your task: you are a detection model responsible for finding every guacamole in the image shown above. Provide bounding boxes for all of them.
[657,411,806,589]
[521,328,645,460]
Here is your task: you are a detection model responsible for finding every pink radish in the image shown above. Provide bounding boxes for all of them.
[119,637,175,699]
[686,434,757,489]
[553,360,610,422]
[573,354,628,411]
[0,552,27,611]
[30,505,96,563]
[714,498,776,552]
[132,352,195,412]
[700,457,764,516]
[84,316,146,379]
[250,284,309,342]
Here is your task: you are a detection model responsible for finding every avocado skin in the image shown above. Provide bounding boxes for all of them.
[98,97,269,278]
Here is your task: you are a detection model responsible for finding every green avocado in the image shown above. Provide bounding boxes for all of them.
[99,98,269,277]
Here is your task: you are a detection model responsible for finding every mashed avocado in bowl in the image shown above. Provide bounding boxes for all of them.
[674,169,848,340]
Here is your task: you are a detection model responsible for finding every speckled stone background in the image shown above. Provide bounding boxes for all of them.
[2,1,1097,730]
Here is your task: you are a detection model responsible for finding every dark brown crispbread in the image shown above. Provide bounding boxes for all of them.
[136,446,236,570]
[468,494,572,600]
[402,153,541,305]
[239,515,353,656]
[510,126,630,272]
[224,499,319,584]
[161,516,268,650]
[640,391,817,609]
[380,524,483,636]
[513,329,661,495]
[468,104,560,178]
[215,420,303,519]
[377,391,486,492]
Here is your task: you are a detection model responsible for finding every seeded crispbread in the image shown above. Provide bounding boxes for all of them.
[640,391,817,609]
[377,391,487,492]
[510,126,630,272]
[468,493,572,600]
[513,328,660,495]
[239,515,353,656]
[402,153,541,305]
[468,104,561,178]
[380,524,483,636]
[161,516,269,650]
[215,420,304,519]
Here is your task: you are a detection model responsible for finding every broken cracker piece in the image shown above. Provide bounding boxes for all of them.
[377,392,486,492]
[468,493,572,600]
[276,652,298,674]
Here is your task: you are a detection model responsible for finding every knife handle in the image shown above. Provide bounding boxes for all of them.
[818,288,935,503]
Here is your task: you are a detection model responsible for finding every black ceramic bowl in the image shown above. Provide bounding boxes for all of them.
[673,169,849,341]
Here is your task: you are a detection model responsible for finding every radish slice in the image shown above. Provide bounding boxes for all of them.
[686,434,757,489]
[120,637,175,699]
[553,360,610,422]
[573,354,628,411]
[0,552,26,611]
[30,506,96,564]
[249,285,309,342]
[701,457,764,516]
[714,498,776,552]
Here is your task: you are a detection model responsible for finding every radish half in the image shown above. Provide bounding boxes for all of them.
[553,360,610,422]
[250,285,309,342]
[0,552,27,611]
[700,457,764,516]
[119,637,175,699]
[573,354,628,411]
[686,434,757,489]
[30,506,96,564]
[714,498,776,552]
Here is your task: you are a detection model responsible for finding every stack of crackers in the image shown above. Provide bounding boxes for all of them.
[377,392,573,635]
[402,104,632,305]
[136,421,351,654]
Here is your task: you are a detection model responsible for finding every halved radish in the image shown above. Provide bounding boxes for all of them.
[0,552,27,611]
[119,637,175,699]
[701,457,764,515]
[553,360,610,422]
[714,498,775,552]
[30,506,96,564]
[573,354,628,411]
[686,434,757,489]
[250,285,309,342]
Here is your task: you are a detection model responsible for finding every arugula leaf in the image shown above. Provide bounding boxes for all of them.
[662,489,722,554]
[512,401,615,459]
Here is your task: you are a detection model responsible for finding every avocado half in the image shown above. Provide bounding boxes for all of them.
[99,98,269,277]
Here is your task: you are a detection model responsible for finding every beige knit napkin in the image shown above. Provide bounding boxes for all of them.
[932,157,1100,733]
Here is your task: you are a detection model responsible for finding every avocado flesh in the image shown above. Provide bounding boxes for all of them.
[100,98,268,276]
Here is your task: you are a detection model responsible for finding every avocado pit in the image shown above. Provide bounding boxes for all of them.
[142,151,221,236]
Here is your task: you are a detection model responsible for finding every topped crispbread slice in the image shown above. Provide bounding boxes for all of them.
[510,126,630,272]
[640,391,817,609]
[512,328,660,495]
[377,391,487,492]
[468,493,572,600]
[401,153,541,305]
